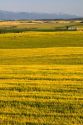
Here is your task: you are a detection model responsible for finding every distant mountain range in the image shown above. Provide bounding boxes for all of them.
[0,10,80,20]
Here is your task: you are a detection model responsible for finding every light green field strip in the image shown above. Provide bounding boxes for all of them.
[0,31,83,49]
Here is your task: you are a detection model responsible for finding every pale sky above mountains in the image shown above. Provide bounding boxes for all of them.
[0,0,83,16]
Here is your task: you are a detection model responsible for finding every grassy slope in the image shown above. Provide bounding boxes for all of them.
[0,31,83,125]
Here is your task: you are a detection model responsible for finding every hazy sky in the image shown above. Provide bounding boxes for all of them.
[0,0,83,16]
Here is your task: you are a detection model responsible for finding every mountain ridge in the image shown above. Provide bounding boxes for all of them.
[0,10,80,20]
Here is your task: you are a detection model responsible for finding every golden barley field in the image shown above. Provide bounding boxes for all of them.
[0,31,83,125]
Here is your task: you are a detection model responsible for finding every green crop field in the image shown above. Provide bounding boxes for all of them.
[0,31,83,125]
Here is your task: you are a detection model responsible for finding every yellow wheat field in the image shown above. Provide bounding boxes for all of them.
[0,31,83,125]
